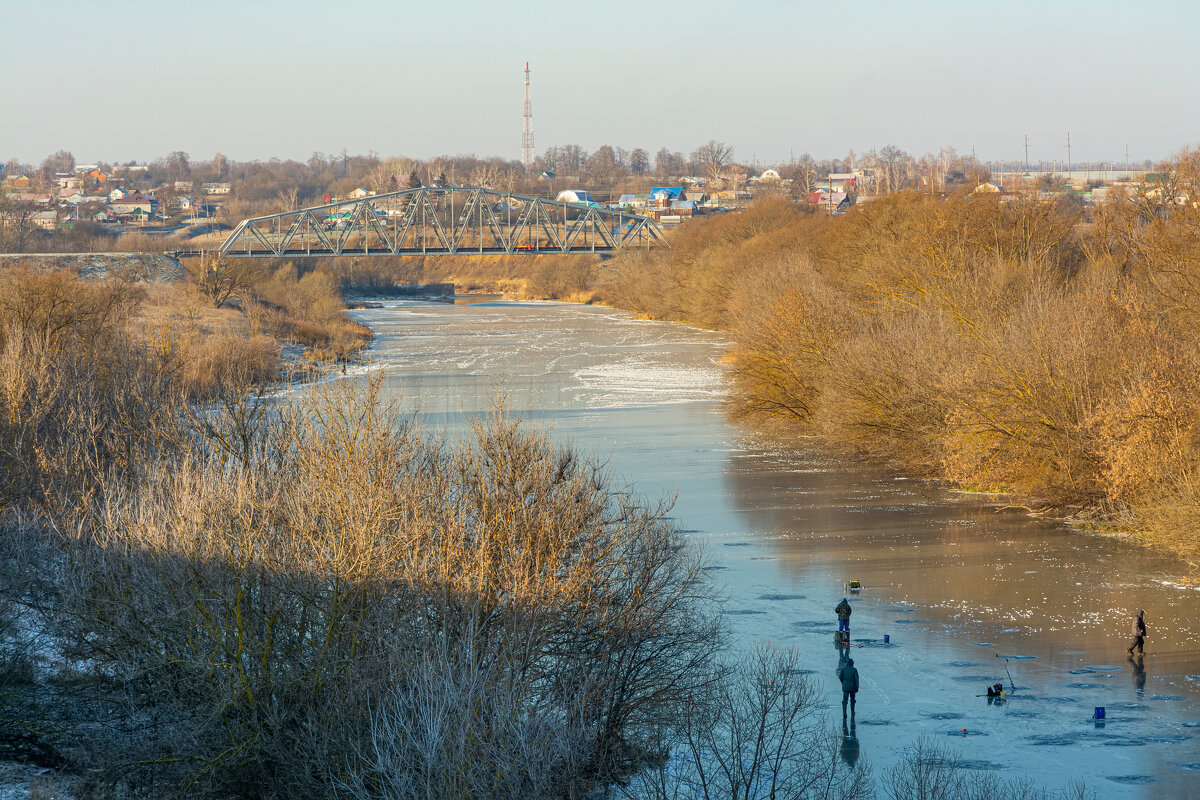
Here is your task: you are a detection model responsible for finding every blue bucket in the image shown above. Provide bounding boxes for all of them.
[1093,707,1105,720]
[884,634,890,644]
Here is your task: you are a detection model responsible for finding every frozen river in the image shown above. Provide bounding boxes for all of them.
[353,297,1200,798]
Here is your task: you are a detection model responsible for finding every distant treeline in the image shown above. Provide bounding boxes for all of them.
[598,146,1200,567]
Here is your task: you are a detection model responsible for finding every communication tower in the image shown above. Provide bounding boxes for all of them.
[522,62,535,171]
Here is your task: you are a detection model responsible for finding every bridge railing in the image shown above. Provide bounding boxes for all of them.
[217,186,670,257]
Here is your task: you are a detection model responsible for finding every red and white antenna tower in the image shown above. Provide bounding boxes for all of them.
[522,61,535,171]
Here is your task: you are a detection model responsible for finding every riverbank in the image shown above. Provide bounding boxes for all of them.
[583,184,1200,570]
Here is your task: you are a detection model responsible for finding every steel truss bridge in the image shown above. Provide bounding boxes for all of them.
[217,186,669,258]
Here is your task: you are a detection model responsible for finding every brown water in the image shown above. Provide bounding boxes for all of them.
[350,298,1200,798]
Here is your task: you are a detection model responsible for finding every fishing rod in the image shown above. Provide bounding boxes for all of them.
[996,654,1017,694]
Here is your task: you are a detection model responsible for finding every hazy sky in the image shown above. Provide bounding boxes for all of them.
[2,0,1196,167]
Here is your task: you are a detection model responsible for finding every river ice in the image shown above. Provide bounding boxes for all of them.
[353,298,1200,800]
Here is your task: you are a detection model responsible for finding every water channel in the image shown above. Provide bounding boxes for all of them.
[351,297,1200,798]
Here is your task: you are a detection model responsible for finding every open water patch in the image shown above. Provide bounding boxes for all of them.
[723,542,753,547]
[888,608,919,613]
[855,719,896,726]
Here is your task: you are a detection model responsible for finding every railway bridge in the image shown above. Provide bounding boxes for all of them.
[215,186,669,258]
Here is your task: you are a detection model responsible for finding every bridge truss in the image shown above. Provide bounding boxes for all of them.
[218,186,669,258]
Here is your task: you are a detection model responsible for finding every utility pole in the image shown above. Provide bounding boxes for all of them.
[1125,144,1130,174]
[1024,135,1030,174]
[1065,132,1072,179]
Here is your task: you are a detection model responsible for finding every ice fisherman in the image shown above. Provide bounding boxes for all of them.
[835,597,852,632]
[1128,609,1147,655]
[837,657,859,718]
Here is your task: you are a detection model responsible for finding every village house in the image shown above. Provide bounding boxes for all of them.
[109,197,155,216]
[202,182,232,195]
[825,172,863,193]
[33,210,59,230]
[4,174,31,188]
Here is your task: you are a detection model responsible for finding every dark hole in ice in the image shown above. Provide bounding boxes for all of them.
[957,759,1005,771]
[792,620,836,629]
[723,542,752,547]
[757,593,806,601]
[1104,775,1155,785]
[1067,669,1096,675]
[1101,738,1150,747]
[948,661,983,668]
[855,719,895,726]
[946,729,989,736]
[701,566,727,571]
[997,654,1037,660]
[1026,734,1081,746]
[973,642,996,647]
[1065,683,1110,690]
[1085,665,1122,671]
[922,712,965,720]
[888,608,919,613]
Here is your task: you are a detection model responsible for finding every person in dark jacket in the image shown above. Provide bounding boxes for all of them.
[837,657,859,718]
[835,597,852,632]
[1128,609,1146,654]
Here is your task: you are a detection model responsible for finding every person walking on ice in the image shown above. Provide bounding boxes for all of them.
[838,657,859,719]
[1128,609,1146,655]
[835,597,852,632]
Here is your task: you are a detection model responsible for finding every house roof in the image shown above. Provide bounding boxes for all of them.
[649,187,684,200]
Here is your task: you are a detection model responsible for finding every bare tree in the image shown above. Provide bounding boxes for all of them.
[184,252,265,308]
[692,140,735,183]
